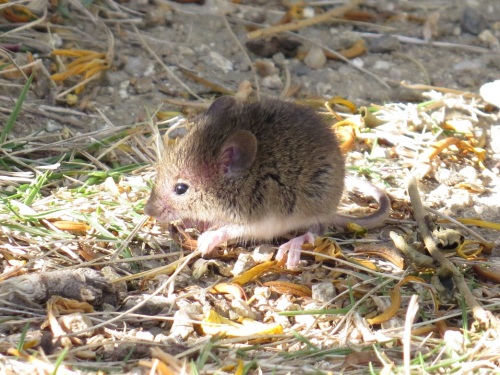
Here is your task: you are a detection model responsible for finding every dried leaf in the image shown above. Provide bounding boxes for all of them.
[350,258,379,271]
[354,243,405,269]
[472,264,500,283]
[359,106,386,128]
[232,261,277,285]
[456,240,485,259]
[334,120,359,154]
[235,359,245,375]
[343,350,380,368]
[457,218,500,231]
[328,96,357,114]
[367,276,427,325]
[52,220,90,232]
[411,324,438,336]
[51,49,110,94]
[324,39,367,60]
[313,236,342,262]
[201,309,283,337]
[210,283,246,299]
[346,222,370,234]
[47,295,94,314]
[139,359,176,375]
[366,284,401,325]
[0,4,38,23]
[418,137,460,163]
[148,347,186,375]
[263,281,312,297]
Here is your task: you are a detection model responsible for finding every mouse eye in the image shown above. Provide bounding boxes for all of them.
[174,182,189,195]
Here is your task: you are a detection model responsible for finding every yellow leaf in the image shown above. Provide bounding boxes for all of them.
[201,309,283,337]
[328,96,357,113]
[47,295,94,314]
[232,261,277,285]
[457,218,500,231]
[366,276,428,325]
[456,240,485,259]
[235,359,245,375]
[313,236,342,262]
[350,258,378,271]
[210,283,246,299]
[50,49,110,94]
[263,281,312,297]
[52,220,90,232]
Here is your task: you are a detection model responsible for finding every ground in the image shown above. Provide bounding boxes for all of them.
[1,0,500,374]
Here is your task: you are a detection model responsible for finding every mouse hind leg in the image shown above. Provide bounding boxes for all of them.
[275,222,328,269]
[275,232,315,269]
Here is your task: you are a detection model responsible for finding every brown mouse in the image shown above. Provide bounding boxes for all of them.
[144,96,390,268]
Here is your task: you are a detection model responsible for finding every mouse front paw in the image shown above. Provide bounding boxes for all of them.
[276,232,315,269]
[197,228,230,256]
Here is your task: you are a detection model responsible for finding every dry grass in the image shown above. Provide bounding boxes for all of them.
[1,1,500,374]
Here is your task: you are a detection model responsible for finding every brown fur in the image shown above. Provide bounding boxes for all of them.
[144,97,346,239]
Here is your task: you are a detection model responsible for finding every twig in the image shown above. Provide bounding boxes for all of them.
[247,0,362,39]
[220,14,261,100]
[407,175,499,330]
[392,53,430,85]
[0,5,48,38]
[359,32,494,54]
[400,82,481,98]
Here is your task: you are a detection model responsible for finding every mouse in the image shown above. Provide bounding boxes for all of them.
[144,96,390,269]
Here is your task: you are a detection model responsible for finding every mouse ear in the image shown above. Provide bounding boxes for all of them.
[219,130,257,175]
[206,96,237,117]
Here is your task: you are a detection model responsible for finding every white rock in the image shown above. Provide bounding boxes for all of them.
[373,60,392,70]
[209,51,233,72]
[480,80,500,108]
[304,46,326,69]
[261,74,283,90]
[46,120,62,132]
[478,29,500,50]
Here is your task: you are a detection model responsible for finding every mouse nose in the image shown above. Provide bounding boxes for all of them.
[144,193,160,218]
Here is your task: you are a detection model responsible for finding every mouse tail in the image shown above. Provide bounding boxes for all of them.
[332,176,391,230]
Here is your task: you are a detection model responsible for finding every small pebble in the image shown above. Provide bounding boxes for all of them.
[170,310,194,340]
[45,120,62,132]
[105,70,128,85]
[261,74,283,90]
[478,30,500,50]
[232,253,256,276]
[458,166,477,182]
[311,282,336,303]
[488,124,500,153]
[461,6,483,35]
[119,80,130,99]
[304,46,326,69]
[252,244,275,263]
[272,52,286,65]
[254,59,278,77]
[124,56,153,77]
[130,76,154,94]
[368,35,401,53]
[372,60,392,71]
[209,51,233,73]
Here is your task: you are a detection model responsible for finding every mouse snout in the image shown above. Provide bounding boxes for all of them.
[144,192,162,219]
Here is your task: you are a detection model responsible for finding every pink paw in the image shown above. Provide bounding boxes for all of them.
[276,232,315,269]
[197,229,229,256]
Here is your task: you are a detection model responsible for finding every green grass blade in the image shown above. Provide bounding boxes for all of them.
[0,72,34,145]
